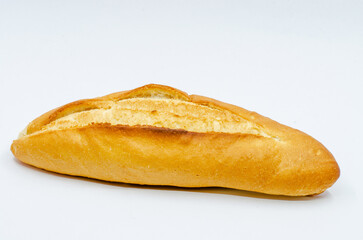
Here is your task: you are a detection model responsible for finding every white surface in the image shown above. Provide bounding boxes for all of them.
[1,1,362,239]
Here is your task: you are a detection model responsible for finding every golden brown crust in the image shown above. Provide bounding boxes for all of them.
[11,84,340,196]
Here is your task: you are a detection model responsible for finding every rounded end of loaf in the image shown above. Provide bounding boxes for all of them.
[315,152,340,195]
[11,126,30,164]
[298,135,340,196]
[260,132,340,196]
[11,139,22,162]
[10,140,21,166]
[11,132,34,167]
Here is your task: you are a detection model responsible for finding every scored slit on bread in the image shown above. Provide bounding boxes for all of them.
[40,98,271,138]
[23,84,277,138]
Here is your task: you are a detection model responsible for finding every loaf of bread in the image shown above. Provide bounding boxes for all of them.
[11,84,340,196]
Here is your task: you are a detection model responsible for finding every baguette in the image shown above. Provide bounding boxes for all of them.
[11,84,340,196]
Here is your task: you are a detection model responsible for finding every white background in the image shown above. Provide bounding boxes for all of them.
[1,1,362,239]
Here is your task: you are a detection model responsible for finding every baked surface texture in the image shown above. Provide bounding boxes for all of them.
[11,84,340,196]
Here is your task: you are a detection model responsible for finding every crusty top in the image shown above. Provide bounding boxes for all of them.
[24,84,288,140]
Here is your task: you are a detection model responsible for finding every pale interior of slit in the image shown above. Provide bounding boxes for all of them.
[41,98,268,136]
